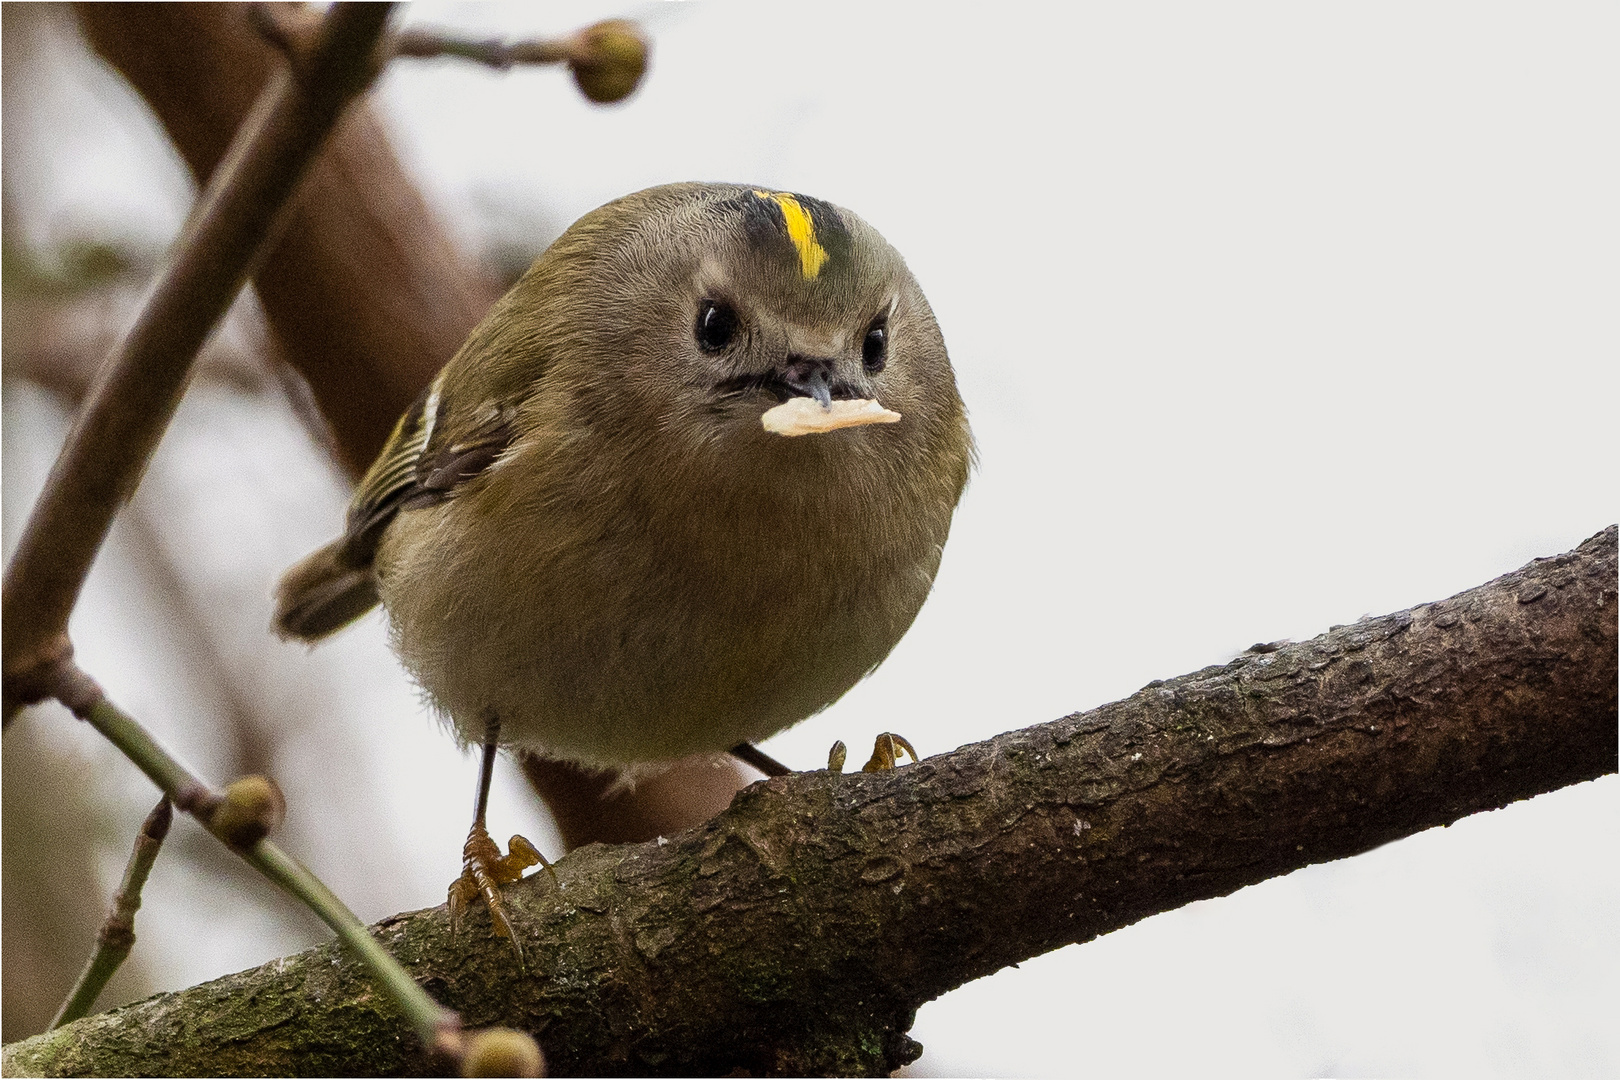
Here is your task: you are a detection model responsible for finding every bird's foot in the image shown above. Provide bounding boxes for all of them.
[828,732,919,772]
[447,821,555,966]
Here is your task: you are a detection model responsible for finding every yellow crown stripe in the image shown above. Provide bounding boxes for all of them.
[755,190,829,279]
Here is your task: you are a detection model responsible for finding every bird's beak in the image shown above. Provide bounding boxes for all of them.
[801,368,833,410]
[781,356,837,410]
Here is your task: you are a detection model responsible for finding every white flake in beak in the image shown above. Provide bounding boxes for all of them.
[761,397,902,437]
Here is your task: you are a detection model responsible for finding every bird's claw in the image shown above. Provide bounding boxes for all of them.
[863,732,918,771]
[828,732,918,773]
[447,822,554,967]
[828,740,848,771]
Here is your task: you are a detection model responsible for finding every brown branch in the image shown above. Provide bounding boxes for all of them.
[251,4,571,69]
[1,4,396,717]
[5,277,302,780]
[48,798,172,1030]
[521,752,767,850]
[75,2,499,476]
[7,526,1612,1078]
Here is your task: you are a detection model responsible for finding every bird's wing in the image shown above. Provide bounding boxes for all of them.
[343,370,517,564]
[272,372,516,640]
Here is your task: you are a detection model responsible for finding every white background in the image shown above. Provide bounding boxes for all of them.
[4,3,1616,1075]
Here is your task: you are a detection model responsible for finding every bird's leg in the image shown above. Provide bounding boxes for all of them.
[729,741,792,777]
[447,715,555,967]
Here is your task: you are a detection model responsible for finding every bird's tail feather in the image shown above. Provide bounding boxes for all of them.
[273,539,380,642]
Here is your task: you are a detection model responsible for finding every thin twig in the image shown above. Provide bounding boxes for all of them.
[54,673,460,1051]
[49,797,173,1029]
[389,20,652,104]
[250,5,648,103]
[390,25,572,69]
[251,5,581,71]
[252,838,460,1051]
[1,3,396,720]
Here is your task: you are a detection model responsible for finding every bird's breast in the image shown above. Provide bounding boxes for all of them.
[376,438,947,769]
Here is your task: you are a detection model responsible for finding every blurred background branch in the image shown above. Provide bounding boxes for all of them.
[1,3,396,714]
[71,0,469,481]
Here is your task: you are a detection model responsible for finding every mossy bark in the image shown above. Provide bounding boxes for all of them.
[6,526,1615,1077]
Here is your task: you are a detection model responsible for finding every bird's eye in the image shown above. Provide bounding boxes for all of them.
[862,318,888,374]
[695,300,739,352]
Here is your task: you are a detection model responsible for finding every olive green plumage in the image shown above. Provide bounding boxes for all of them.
[275,182,972,769]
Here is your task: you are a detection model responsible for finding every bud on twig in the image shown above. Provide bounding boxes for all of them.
[566,20,648,104]
[208,775,287,849]
[358,14,650,106]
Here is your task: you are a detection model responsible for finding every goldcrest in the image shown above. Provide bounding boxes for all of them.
[276,183,972,771]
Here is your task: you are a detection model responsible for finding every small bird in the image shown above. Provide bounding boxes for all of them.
[274,183,972,956]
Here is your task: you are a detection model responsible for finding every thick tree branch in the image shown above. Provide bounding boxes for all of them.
[7,526,1613,1077]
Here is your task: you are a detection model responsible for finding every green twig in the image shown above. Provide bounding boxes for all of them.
[249,842,457,1043]
[78,696,208,811]
[49,797,173,1029]
[71,675,458,1049]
